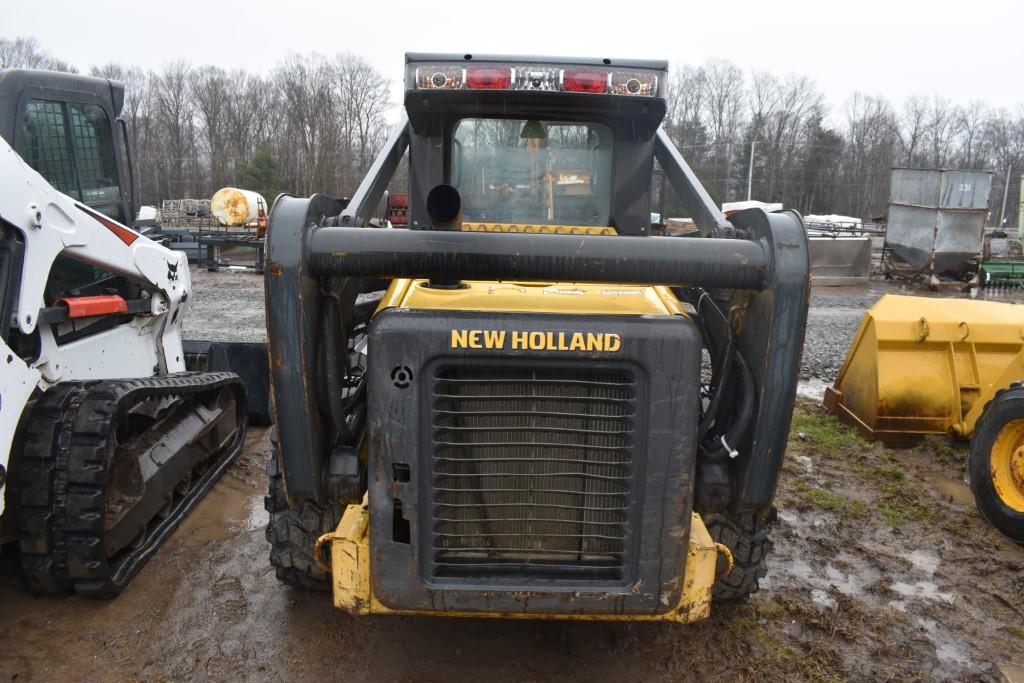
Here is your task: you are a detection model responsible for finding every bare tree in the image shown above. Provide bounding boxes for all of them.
[7,34,1024,225]
[841,93,897,218]
[897,95,928,166]
[702,60,746,201]
[190,65,231,189]
[0,36,78,72]
[954,100,989,169]
[335,53,391,190]
[150,62,198,198]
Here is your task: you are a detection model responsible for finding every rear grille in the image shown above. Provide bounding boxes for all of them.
[430,365,637,582]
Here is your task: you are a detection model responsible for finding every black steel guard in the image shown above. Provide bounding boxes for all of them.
[307,228,770,290]
[728,208,811,515]
[268,196,808,510]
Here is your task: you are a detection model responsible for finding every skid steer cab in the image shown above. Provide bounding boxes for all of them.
[264,54,810,622]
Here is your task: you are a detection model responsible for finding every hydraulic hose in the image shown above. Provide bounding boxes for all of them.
[320,295,366,445]
[701,350,755,460]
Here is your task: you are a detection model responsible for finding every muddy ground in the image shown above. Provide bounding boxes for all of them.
[1,270,1022,682]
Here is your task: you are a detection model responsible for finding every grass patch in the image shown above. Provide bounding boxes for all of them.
[914,435,968,468]
[849,455,942,526]
[795,482,870,518]
[751,627,843,683]
[727,614,760,638]
[790,409,865,453]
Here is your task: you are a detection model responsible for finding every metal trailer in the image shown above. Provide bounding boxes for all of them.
[884,168,993,284]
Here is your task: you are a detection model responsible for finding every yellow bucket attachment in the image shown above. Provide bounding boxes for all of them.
[824,294,1024,445]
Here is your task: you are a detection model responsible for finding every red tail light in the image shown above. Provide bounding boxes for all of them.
[562,69,608,94]
[466,66,512,89]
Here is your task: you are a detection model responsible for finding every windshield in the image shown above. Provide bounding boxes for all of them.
[452,118,613,226]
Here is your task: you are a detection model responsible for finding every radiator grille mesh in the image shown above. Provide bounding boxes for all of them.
[430,365,636,581]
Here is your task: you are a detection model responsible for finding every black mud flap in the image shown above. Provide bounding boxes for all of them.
[183,340,272,425]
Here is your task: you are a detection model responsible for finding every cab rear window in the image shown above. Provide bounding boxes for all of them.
[452,118,613,227]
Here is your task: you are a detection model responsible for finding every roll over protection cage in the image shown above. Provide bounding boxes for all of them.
[265,116,810,522]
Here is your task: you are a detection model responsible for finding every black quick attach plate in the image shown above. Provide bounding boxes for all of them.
[366,308,700,615]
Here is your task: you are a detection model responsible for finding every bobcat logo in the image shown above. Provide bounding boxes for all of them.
[167,260,179,282]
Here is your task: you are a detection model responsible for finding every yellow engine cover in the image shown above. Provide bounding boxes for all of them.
[825,294,1024,443]
[377,279,687,317]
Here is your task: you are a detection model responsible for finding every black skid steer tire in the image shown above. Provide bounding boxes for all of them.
[705,511,772,602]
[969,384,1024,545]
[264,455,344,592]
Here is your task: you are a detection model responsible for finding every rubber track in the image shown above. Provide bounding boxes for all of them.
[17,372,247,597]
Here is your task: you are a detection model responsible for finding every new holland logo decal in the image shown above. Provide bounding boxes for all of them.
[450,329,622,352]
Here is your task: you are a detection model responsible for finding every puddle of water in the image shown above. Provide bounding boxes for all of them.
[797,378,831,402]
[1001,665,1024,683]
[810,589,837,609]
[175,477,264,545]
[246,495,269,531]
[777,509,799,525]
[917,617,972,666]
[771,556,872,599]
[927,474,975,507]
[907,550,940,577]
[891,580,955,605]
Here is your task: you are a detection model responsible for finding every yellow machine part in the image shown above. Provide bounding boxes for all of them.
[824,294,1024,444]
[377,279,686,317]
[460,222,617,236]
[318,496,730,623]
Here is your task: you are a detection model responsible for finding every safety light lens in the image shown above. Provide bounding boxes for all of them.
[610,71,658,96]
[514,66,561,91]
[466,66,512,89]
[415,65,464,90]
[562,69,608,94]
[408,61,660,97]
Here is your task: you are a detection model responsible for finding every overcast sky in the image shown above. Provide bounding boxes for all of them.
[8,0,1023,119]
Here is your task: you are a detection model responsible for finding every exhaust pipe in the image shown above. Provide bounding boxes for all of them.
[424,184,462,231]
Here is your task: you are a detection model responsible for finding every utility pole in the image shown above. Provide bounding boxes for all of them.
[746,140,756,201]
[1019,174,1024,237]
[999,164,1011,227]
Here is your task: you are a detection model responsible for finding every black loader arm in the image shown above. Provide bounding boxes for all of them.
[729,208,810,516]
[264,194,347,504]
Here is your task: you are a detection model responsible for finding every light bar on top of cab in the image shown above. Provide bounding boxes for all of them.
[410,61,659,97]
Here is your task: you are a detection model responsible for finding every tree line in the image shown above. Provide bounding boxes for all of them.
[1,36,391,208]
[662,61,1023,224]
[2,36,1023,226]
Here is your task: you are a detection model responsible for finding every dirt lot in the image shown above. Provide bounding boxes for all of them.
[1,270,1023,682]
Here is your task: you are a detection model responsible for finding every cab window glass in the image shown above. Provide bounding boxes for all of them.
[69,102,120,206]
[19,99,121,218]
[452,118,613,226]
[21,100,79,198]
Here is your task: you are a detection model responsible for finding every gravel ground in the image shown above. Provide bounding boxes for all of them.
[182,269,267,343]
[801,286,882,381]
